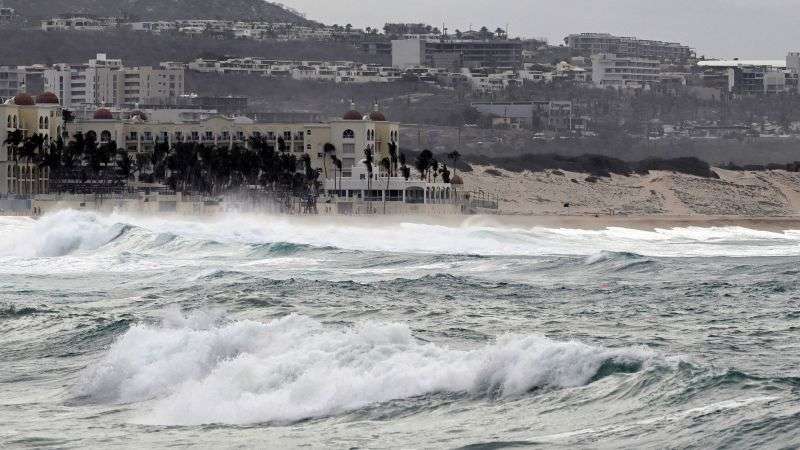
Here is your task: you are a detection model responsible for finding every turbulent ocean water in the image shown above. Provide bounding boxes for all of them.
[1,211,799,449]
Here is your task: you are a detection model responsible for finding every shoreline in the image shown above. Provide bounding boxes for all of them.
[5,209,800,232]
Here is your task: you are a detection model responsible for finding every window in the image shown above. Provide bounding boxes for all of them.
[283,131,292,140]
[101,130,111,142]
[129,131,138,141]
[342,143,355,154]
[205,131,213,140]
[343,129,355,139]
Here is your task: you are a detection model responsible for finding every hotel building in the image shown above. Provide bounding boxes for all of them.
[0,93,63,196]
[67,104,453,204]
[564,33,692,63]
[591,53,661,89]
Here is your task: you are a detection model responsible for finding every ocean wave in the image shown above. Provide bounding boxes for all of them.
[5,211,800,260]
[75,312,654,426]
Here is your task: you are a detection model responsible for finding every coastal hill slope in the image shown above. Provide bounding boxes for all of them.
[5,0,311,22]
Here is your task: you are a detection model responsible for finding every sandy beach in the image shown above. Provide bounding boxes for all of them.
[461,165,800,223]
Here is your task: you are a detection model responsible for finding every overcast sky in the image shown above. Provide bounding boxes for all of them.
[277,0,795,58]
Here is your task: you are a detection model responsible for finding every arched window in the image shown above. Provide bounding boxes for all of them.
[101,130,111,142]
[39,117,43,129]
[44,117,49,129]
[6,115,10,128]
[343,129,355,139]
[12,115,17,128]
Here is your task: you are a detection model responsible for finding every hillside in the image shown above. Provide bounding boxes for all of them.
[5,0,311,23]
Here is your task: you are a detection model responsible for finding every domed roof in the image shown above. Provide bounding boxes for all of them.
[368,110,386,121]
[12,93,35,106]
[93,108,113,120]
[36,92,60,104]
[342,109,363,120]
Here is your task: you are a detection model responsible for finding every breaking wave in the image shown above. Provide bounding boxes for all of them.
[76,312,654,426]
[3,210,800,260]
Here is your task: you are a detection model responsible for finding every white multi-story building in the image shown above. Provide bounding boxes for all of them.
[591,53,661,89]
[0,67,26,101]
[44,54,184,109]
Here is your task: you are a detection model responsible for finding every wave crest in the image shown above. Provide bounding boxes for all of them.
[75,312,653,425]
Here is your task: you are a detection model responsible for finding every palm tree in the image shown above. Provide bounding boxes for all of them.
[440,163,451,183]
[322,142,336,178]
[388,141,398,177]
[4,129,23,162]
[379,156,391,213]
[447,150,462,177]
[363,147,374,208]
[329,154,341,194]
[116,148,133,180]
[415,149,433,180]
[399,152,410,180]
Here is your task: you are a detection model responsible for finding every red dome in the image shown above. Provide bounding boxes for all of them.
[93,108,113,120]
[13,93,35,106]
[342,110,363,120]
[36,92,60,104]
[369,111,386,121]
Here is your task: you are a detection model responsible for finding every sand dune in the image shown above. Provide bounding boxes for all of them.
[461,166,800,217]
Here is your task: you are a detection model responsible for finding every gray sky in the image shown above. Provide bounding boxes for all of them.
[277,0,795,58]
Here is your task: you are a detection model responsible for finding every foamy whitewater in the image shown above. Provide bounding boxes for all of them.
[1,211,799,448]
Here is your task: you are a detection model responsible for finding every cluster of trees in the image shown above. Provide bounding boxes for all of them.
[5,130,461,200]
[412,150,458,183]
[4,131,323,197]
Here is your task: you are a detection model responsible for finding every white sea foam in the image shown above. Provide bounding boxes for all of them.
[75,313,652,426]
[2,210,800,262]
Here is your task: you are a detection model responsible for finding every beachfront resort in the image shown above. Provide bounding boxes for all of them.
[0,93,495,216]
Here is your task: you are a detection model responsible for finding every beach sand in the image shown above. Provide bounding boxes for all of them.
[460,165,800,222]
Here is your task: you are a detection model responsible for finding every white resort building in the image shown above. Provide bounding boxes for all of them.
[65,103,459,211]
[0,93,62,196]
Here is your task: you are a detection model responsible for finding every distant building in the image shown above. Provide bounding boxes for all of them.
[43,54,184,109]
[41,15,122,31]
[0,67,26,101]
[471,101,577,131]
[697,57,797,94]
[0,7,16,24]
[591,53,661,89]
[564,33,692,63]
[392,38,524,69]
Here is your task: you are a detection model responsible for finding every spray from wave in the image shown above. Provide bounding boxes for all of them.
[75,311,653,426]
[3,210,800,260]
